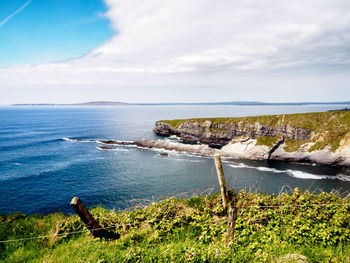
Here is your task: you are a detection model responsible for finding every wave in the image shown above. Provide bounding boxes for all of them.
[165,135,181,142]
[285,170,350,181]
[0,153,106,182]
[62,137,84,142]
[149,146,206,159]
[0,159,75,182]
[336,175,350,182]
[255,166,285,173]
[61,137,350,182]
[228,163,350,181]
[150,147,182,156]
[174,158,205,163]
[1,138,59,152]
[147,147,206,162]
[62,137,106,143]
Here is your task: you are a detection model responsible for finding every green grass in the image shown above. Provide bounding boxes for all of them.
[284,139,309,152]
[1,190,350,262]
[158,111,350,152]
[255,136,280,147]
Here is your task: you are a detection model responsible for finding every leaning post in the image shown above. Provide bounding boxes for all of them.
[214,154,228,209]
[70,196,119,239]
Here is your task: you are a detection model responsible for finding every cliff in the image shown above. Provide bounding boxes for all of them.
[154,111,350,166]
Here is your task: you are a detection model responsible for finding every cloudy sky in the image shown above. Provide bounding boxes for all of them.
[0,0,350,104]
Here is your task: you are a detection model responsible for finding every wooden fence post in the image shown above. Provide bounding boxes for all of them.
[226,191,237,245]
[70,197,119,239]
[214,155,228,209]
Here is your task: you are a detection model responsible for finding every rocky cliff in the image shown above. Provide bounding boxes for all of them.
[154,120,311,146]
[153,111,350,166]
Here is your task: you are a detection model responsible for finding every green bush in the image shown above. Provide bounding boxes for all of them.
[1,190,350,262]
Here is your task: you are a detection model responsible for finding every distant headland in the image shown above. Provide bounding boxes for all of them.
[9,100,350,106]
[153,111,350,166]
[11,101,129,106]
[64,110,350,167]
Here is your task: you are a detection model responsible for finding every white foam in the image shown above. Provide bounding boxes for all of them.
[228,163,250,169]
[151,148,179,155]
[96,147,128,152]
[286,170,350,181]
[187,159,205,163]
[228,163,350,181]
[62,137,89,142]
[228,163,280,171]
[171,158,205,163]
[336,174,350,182]
[285,170,327,180]
[148,147,206,162]
[151,147,200,158]
[255,166,285,173]
[146,146,197,157]
[165,135,181,142]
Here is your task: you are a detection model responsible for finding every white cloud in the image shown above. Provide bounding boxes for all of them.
[1,0,350,103]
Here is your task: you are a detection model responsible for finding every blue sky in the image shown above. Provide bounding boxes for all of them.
[0,0,349,104]
[0,0,113,65]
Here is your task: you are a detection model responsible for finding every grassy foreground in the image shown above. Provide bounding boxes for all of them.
[1,190,350,262]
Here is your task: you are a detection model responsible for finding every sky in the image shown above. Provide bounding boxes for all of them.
[0,0,350,104]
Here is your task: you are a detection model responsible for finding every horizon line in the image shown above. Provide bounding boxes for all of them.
[2,100,350,106]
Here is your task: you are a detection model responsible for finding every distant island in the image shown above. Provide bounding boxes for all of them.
[138,101,350,106]
[12,101,129,106]
[9,100,350,106]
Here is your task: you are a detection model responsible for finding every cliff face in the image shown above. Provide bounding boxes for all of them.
[154,121,311,146]
[154,111,350,166]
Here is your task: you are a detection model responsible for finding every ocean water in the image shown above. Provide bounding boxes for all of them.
[1,105,350,215]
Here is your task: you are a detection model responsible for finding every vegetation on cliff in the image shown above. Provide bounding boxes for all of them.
[158,111,350,152]
[1,190,350,262]
[255,136,281,147]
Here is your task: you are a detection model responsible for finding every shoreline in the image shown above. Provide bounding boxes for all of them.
[62,138,350,182]
[153,111,350,167]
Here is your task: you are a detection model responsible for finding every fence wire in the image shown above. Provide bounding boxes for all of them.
[1,186,349,244]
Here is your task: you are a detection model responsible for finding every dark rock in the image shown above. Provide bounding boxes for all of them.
[97,146,116,150]
[100,140,134,146]
[153,122,179,136]
[153,121,312,147]
[267,136,285,160]
[134,139,156,148]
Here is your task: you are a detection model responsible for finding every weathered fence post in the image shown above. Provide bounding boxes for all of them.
[214,155,228,209]
[213,155,238,245]
[226,191,237,245]
[70,196,119,239]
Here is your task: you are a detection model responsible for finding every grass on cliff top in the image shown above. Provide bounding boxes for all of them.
[1,190,350,262]
[158,111,350,152]
[255,136,281,147]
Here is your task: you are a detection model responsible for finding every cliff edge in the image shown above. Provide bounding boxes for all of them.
[154,111,350,166]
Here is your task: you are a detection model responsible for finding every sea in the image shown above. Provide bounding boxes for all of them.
[1,105,350,215]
